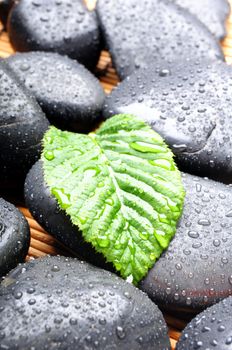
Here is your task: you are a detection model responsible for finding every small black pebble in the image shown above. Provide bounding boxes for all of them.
[0,197,30,278]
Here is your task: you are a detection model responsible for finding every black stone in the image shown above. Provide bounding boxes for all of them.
[0,0,14,28]
[0,256,171,350]
[172,0,230,40]
[0,61,49,188]
[8,0,101,71]
[176,296,232,349]
[140,173,232,313]
[0,198,30,278]
[24,161,113,270]
[103,59,232,183]
[96,0,224,79]
[7,52,105,132]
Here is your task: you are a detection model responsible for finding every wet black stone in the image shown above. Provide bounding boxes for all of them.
[103,59,232,183]
[0,0,14,28]
[0,198,30,278]
[176,296,232,349]
[0,256,171,350]
[0,61,49,188]
[140,173,232,313]
[7,52,105,132]
[8,0,101,71]
[172,0,230,40]
[24,161,113,270]
[96,0,224,79]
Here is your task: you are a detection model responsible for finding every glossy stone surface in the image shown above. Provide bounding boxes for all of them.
[7,52,105,131]
[8,0,101,71]
[0,197,30,277]
[0,61,49,188]
[140,173,232,313]
[24,161,112,270]
[103,59,232,183]
[97,0,223,79]
[172,0,230,40]
[0,0,14,28]
[176,296,232,349]
[0,256,170,350]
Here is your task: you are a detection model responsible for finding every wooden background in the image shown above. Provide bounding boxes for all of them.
[1,1,232,348]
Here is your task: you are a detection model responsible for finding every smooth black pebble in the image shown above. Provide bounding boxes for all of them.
[0,60,49,188]
[96,0,223,79]
[8,0,101,71]
[103,59,232,183]
[176,296,232,349]
[25,163,232,313]
[172,0,230,40]
[24,161,113,270]
[0,255,171,350]
[0,198,30,278]
[7,52,105,132]
[140,173,232,313]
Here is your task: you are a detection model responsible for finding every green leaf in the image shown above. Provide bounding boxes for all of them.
[42,114,185,284]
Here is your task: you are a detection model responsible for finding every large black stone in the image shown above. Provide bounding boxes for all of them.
[103,59,232,183]
[0,256,171,350]
[8,0,101,71]
[7,52,105,132]
[0,61,49,188]
[24,161,113,270]
[140,173,232,313]
[0,0,14,28]
[176,296,232,349]
[96,0,223,79]
[172,0,230,40]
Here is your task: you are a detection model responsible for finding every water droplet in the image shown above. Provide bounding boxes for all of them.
[96,237,110,248]
[213,239,221,247]
[44,150,54,161]
[51,188,71,209]
[51,265,60,272]
[188,231,199,239]
[116,326,126,339]
[139,232,149,240]
[19,63,30,72]
[159,69,170,77]
[198,219,211,226]
[14,292,23,299]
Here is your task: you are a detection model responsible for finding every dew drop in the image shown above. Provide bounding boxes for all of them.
[116,326,126,339]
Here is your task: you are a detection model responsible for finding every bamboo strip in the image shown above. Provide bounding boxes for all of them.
[30,237,60,255]
[18,207,33,218]
[170,338,177,350]
[26,218,45,233]
[169,329,181,341]
[30,227,57,244]
[0,50,10,57]
[28,246,47,258]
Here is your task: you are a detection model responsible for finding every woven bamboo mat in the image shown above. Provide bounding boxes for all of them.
[1,1,232,348]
